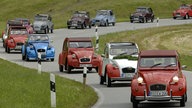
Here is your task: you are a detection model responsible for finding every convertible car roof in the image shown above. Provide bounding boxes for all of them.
[66,37,92,42]
[140,50,178,57]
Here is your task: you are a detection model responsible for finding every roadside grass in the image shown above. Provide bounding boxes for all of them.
[0,58,97,108]
[0,0,191,33]
[93,24,192,71]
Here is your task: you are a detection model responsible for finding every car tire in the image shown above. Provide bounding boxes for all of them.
[51,58,54,61]
[22,54,26,60]
[51,28,53,33]
[151,18,154,22]
[184,14,189,19]
[180,93,186,107]
[68,26,70,29]
[106,74,111,87]
[67,65,72,73]
[100,76,105,85]
[59,65,63,72]
[7,47,10,53]
[130,20,133,23]
[89,25,91,29]
[131,94,139,108]
[112,22,115,26]
[173,17,176,19]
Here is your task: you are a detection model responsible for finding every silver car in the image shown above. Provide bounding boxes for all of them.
[33,14,54,34]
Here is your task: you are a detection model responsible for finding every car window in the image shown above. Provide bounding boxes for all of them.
[110,44,138,56]
[35,16,48,21]
[140,57,177,67]
[136,8,147,13]
[10,29,27,35]
[69,41,92,48]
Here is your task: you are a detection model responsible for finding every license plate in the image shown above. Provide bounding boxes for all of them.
[122,73,134,78]
[80,64,92,67]
[149,91,168,96]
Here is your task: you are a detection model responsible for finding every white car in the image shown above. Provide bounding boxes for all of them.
[99,42,139,87]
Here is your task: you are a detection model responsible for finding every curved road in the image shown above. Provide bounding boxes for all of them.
[1,18,192,108]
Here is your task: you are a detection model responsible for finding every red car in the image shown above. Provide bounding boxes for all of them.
[173,4,192,19]
[4,25,28,53]
[131,50,187,108]
[58,37,102,73]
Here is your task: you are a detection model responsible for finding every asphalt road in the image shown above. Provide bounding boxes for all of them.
[1,18,192,108]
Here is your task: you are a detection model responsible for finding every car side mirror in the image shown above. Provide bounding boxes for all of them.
[181,65,187,69]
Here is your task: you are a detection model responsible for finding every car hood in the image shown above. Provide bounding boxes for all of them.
[30,42,49,50]
[33,21,47,26]
[71,17,84,21]
[71,50,94,59]
[9,35,27,43]
[113,59,137,69]
[132,12,145,16]
[94,15,106,20]
[175,9,188,13]
[140,71,176,85]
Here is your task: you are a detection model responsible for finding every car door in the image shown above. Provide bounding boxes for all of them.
[109,10,115,23]
[62,39,68,65]
[189,6,192,16]
[101,44,110,76]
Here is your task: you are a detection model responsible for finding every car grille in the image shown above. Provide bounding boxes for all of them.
[80,58,90,63]
[17,42,24,46]
[37,49,45,52]
[176,13,180,15]
[150,84,166,91]
[122,67,135,73]
[95,20,100,22]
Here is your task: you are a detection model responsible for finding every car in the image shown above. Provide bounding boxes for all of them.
[4,22,28,53]
[130,50,187,108]
[130,7,154,23]
[58,37,102,73]
[67,11,91,29]
[91,10,116,26]
[21,34,55,61]
[99,42,139,87]
[33,14,54,34]
[173,4,192,19]
[15,18,34,34]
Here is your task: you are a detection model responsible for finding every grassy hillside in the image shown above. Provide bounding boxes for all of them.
[0,58,97,108]
[93,24,192,70]
[0,0,191,32]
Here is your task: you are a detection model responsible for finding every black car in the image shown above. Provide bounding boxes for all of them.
[67,11,91,29]
[130,7,154,23]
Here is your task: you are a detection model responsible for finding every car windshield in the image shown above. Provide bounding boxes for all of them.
[29,35,49,41]
[35,16,47,21]
[110,44,138,56]
[97,10,108,15]
[136,8,147,12]
[73,13,85,17]
[140,57,177,67]
[69,41,92,48]
[10,29,28,35]
[180,4,190,9]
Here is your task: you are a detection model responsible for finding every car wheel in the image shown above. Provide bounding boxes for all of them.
[5,45,7,52]
[151,18,154,22]
[100,76,105,85]
[130,20,133,23]
[68,26,70,29]
[106,74,111,87]
[7,47,10,53]
[25,55,29,61]
[51,58,54,61]
[51,28,53,33]
[180,93,186,107]
[22,54,26,60]
[131,94,139,108]
[89,25,91,29]
[81,23,85,29]
[173,17,176,19]
[112,22,115,26]
[59,65,63,72]
[105,20,109,26]
[44,29,47,34]
[184,14,189,19]
[67,65,72,73]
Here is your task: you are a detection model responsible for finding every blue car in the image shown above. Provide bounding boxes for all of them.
[22,34,55,61]
[91,10,116,26]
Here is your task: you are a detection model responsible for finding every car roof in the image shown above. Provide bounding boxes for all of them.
[137,6,150,9]
[66,37,92,42]
[35,14,50,17]
[109,42,136,46]
[140,50,178,57]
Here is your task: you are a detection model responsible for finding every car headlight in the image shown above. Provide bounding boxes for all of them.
[72,54,76,58]
[3,34,8,40]
[173,76,179,83]
[137,77,143,84]
[29,45,34,49]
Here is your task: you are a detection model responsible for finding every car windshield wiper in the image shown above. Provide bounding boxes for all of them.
[164,63,175,68]
[150,63,162,68]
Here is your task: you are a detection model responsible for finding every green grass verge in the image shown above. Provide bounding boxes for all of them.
[0,0,192,34]
[0,58,97,108]
[92,24,192,71]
